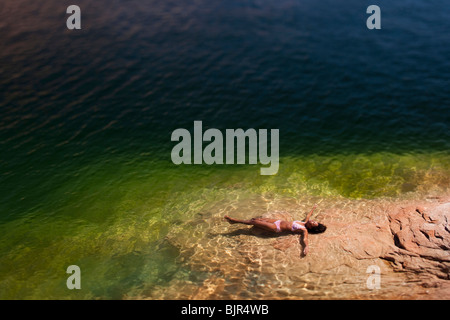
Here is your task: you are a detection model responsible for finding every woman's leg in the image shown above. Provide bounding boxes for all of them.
[224,216,279,232]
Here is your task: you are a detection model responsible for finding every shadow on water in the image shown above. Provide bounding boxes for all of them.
[214,226,308,257]
[218,227,282,238]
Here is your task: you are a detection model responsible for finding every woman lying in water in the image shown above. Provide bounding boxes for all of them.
[224,204,326,256]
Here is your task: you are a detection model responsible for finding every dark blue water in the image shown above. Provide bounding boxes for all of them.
[0,0,449,299]
[1,0,449,154]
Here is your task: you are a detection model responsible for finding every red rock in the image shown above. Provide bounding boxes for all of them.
[383,201,450,282]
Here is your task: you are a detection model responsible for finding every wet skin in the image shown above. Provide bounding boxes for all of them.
[224,216,320,256]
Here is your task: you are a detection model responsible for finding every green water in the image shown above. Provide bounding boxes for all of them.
[0,151,448,299]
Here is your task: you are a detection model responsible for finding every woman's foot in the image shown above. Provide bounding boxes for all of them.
[224,215,238,224]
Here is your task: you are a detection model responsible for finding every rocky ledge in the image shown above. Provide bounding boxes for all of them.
[383,201,450,285]
[143,194,450,299]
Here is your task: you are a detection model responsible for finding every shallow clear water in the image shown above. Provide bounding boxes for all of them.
[0,0,449,299]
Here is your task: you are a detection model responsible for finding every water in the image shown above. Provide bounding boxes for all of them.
[0,0,449,299]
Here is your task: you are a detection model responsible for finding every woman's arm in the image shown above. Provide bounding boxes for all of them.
[300,230,309,256]
[304,204,317,223]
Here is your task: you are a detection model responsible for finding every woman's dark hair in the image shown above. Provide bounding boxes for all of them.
[307,223,327,234]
